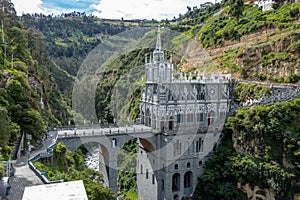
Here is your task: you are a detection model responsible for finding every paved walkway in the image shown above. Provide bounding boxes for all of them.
[6,137,55,200]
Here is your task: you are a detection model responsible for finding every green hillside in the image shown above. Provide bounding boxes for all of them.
[22,14,130,93]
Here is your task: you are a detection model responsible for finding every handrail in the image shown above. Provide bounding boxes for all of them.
[28,133,63,184]
[57,125,153,138]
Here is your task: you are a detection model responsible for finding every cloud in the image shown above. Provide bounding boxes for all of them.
[11,0,99,15]
[91,0,213,20]
[12,0,214,19]
[11,0,43,15]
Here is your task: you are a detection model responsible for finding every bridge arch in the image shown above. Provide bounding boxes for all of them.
[139,138,155,152]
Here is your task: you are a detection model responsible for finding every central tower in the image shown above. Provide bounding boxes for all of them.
[138,28,231,200]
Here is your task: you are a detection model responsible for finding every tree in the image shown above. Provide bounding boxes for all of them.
[21,109,45,141]
[0,106,11,146]
[229,0,244,22]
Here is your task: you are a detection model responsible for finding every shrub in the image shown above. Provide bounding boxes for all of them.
[290,8,299,18]
[285,74,300,83]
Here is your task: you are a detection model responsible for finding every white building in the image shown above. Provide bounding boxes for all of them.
[255,0,275,11]
[22,180,88,200]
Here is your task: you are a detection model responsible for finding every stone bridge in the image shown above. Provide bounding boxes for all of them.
[56,124,154,193]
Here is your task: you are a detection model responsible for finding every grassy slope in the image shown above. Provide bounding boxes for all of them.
[178,3,300,84]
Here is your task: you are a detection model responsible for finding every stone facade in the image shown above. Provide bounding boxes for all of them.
[137,28,232,200]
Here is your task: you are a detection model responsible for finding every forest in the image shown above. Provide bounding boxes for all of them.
[0,0,300,199]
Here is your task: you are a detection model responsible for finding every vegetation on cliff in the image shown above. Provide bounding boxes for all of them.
[34,142,116,200]
[194,99,300,199]
[22,14,129,93]
[178,2,300,83]
[0,0,72,162]
[118,139,138,199]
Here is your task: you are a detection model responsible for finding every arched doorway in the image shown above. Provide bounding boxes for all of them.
[208,111,215,126]
[169,116,174,130]
[160,117,165,131]
[184,171,193,188]
[172,173,180,191]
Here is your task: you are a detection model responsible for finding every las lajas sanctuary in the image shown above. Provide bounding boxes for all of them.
[138,27,232,200]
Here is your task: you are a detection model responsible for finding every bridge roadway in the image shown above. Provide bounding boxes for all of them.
[57,124,153,139]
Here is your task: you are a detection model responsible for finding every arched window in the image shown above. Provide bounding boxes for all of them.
[177,113,181,123]
[145,108,151,127]
[184,171,193,188]
[187,162,191,168]
[197,112,204,122]
[208,111,215,126]
[169,116,174,130]
[199,161,203,166]
[174,164,178,170]
[187,113,194,122]
[146,169,149,179]
[152,174,155,185]
[141,111,145,124]
[160,117,165,131]
[196,138,203,153]
[111,138,117,148]
[174,140,182,156]
[172,173,180,191]
[162,179,165,191]
[152,115,156,129]
[141,164,143,174]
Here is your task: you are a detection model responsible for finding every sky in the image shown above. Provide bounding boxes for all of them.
[11,0,214,20]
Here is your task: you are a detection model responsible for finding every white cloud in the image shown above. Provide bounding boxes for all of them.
[12,0,214,19]
[11,0,43,15]
[11,0,86,16]
[91,0,210,20]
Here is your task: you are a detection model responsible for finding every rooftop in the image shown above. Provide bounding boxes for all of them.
[22,180,88,200]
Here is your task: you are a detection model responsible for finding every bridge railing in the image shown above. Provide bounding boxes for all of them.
[57,125,153,138]
[50,122,137,131]
[28,134,63,184]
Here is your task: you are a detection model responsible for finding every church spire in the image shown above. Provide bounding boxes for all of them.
[153,26,164,64]
[155,26,161,51]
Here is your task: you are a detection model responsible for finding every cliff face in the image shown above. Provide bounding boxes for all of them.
[238,31,300,81]
[182,28,300,84]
